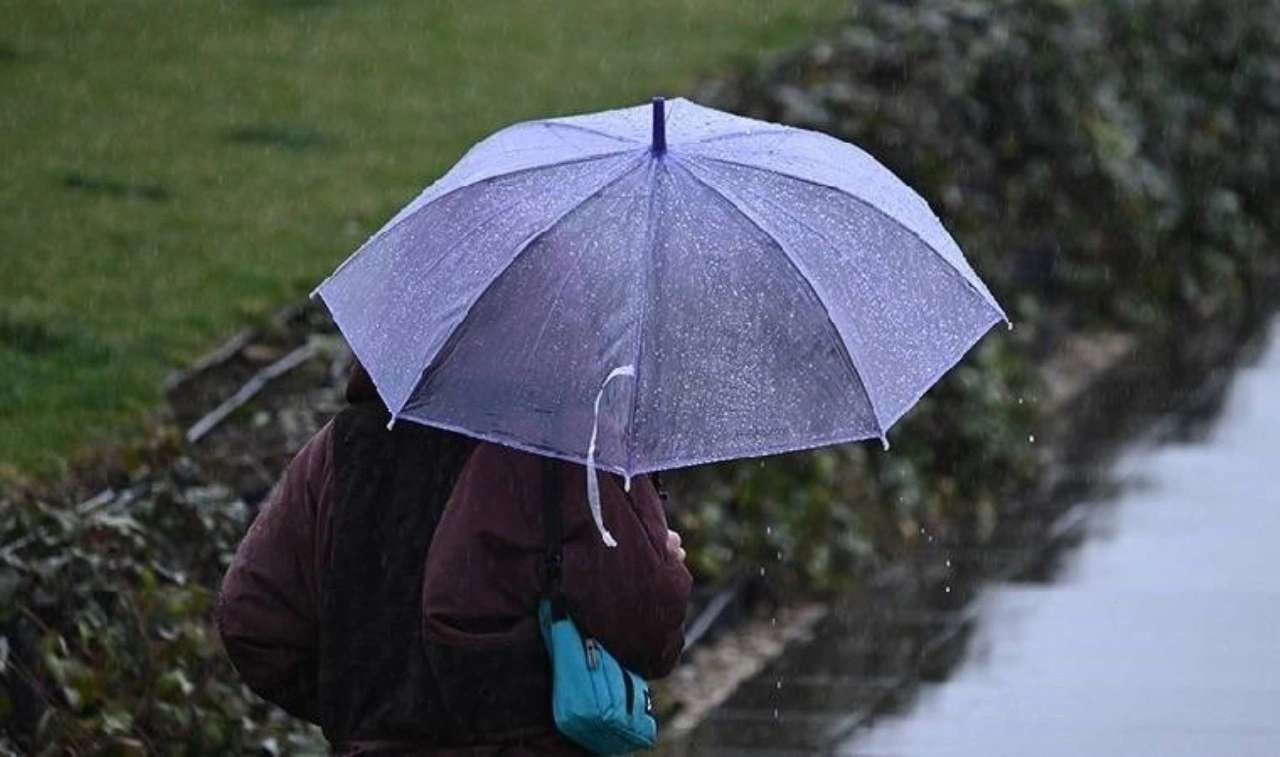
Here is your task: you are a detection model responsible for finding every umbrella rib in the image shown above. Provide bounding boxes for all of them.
[677,126,794,148]
[382,147,639,238]
[537,119,644,145]
[687,153,1004,318]
[391,155,650,421]
[320,149,641,287]
[623,160,663,475]
[671,158,891,439]
[319,187,543,415]
[724,181,998,433]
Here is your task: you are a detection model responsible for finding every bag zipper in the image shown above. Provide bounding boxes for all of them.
[623,669,635,714]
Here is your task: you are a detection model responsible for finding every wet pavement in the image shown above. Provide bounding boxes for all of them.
[671,318,1280,756]
[843,320,1280,755]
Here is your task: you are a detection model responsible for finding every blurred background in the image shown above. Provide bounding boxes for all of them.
[2,0,1278,754]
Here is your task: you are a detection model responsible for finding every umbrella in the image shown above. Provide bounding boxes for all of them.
[315,97,1005,540]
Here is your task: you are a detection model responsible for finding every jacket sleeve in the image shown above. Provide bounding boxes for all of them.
[216,421,333,723]
[421,444,693,681]
[560,469,693,681]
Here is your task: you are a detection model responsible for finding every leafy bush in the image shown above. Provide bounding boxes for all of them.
[674,333,1040,592]
[0,461,324,754]
[675,0,1279,589]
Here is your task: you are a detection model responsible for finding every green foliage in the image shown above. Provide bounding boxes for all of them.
[676,0,1278,590]
[0,467,325,754]
[715,0,1279,329]
[675,446,881,592]
[675,333,1041,592]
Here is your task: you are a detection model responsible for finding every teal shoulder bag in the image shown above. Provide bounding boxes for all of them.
[538,461,658,755]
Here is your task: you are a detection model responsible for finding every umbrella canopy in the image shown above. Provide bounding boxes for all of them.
[316,97,1005,481]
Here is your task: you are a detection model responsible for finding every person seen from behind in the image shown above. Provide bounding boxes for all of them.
[217,361,692,755]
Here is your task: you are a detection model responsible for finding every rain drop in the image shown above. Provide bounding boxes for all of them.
[1028,434,1036,443]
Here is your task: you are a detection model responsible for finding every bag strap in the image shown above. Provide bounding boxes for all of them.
[542,458,563,601]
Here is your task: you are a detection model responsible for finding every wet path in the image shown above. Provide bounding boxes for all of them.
[840,321,1280,756]
[669,320,1279,756]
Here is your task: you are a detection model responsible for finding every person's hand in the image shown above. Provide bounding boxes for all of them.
[665,529,686,563]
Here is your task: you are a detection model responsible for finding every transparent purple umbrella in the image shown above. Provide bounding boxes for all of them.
[315,97,1004,538]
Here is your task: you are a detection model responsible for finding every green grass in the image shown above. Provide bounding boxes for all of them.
[0,0,849,473]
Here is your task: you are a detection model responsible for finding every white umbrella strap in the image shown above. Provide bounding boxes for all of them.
[586,365,635,547]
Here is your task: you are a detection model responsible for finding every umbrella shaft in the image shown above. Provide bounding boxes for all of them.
[651,97,666,155]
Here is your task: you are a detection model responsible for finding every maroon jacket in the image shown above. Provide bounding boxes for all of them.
[218,391,691,755]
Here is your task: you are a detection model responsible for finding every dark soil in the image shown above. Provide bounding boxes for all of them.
[163,301,350,507]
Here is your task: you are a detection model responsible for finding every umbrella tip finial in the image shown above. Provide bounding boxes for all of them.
[651,96,666,156]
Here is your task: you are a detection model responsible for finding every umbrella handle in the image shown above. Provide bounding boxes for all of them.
[586,364,636,547]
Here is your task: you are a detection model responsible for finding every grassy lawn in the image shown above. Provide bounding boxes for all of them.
[0,0,849,474]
